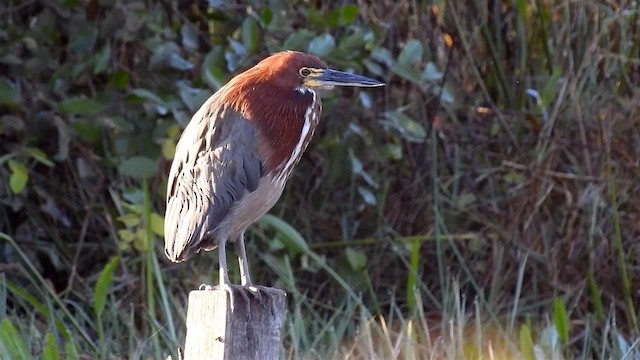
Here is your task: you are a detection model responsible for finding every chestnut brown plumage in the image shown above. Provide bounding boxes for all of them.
[164,51,383,292]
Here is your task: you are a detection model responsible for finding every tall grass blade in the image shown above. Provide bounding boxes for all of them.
[0,319,29,360]
[43,332,62,360]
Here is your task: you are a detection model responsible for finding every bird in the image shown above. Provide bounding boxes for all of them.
[163,51,384,295]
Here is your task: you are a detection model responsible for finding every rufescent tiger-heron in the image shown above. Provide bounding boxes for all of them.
[164,51,384,296]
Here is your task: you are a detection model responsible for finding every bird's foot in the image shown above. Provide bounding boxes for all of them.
[198,283,279,314]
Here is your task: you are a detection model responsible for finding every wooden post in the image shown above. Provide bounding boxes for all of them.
[182,288,287,360]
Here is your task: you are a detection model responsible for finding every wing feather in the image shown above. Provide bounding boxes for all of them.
[164,95,264,262]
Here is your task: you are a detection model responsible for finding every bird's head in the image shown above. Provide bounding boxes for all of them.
[230,51,384,94]
[218,51,384,172]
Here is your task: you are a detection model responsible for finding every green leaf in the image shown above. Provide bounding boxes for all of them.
[64,340,79,360]
[390,63,423,85]
[382,109,426,142]
[25,147,54,167]
[43,332,61,360]
[283,30,314,51]
[422,62,443,81]
[110,70,129,90]
[337,32,366,58]
[519,324,535,360]
[241,17,260,54]
[380,143,402,160]
[308,34,336,57]
[504,171,525,184]
[345,247,367,271]
[0,78,20,107]
[93,256,120,319]
[93,44,111,74]
[130,88,163,104]
[338,5,359,26]
[397,39,423,67]
[258,214,309,254]
[118,156,158,179]
[118,229,136,243]
[8,160,28,194]
[58,97,105,115]
[553,298,569,343]
[72,121,101,143]
[202,46,227,89]
[176,81,210,112]
[0,319,30,360]
[150,212,164,237]
[260,7,273,25]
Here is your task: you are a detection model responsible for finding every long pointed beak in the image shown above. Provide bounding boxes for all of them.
[314,68,385,87]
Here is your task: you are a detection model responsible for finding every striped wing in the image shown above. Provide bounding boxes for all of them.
[164,95,264,262]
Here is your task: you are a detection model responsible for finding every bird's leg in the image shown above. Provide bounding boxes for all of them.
[218,238,230,286]
[235,233,280,311]
[196,238,250,312]
[236,232,252,286]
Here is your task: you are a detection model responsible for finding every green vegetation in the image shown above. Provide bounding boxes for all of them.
[1,0,639,358]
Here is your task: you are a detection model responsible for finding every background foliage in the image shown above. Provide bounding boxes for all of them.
[1,0,639,359]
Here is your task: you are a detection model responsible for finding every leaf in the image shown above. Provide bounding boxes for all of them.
[180,22,199,51]
[504,171,525,184]
[380,144,402,160]
[8,160,28,194]
[370,47,394,65]
[42,332,61,360]
[118,229,136,244]
[456,192,477,210]
[71,122,100,146]
[337,32,366,58]
[118,156,158,179]
[345,247,367,271]
[130,88,163,104]
[176,80,210,112]
[0,319,30,359]
[25,147,54,167]
[258,214,309,254]
[283,29,314,51]
[64,340,79,360]
[110,70,129,90]
[382,109,426,142]
[0,78,20,107]
[357,186,377,205]
[201,46,227,89]
[93,44,111,74]
[553,298,569,343]
[390,63,422,85]
[241,17,260,54]
[168,53,194,71]
[519,324,535,360]
[150,212,164,237]
[260,7,273,25]
[58,97,105,115]
[93,256,120,319]
[161,138,176,160]
[338,5,359,26]
[308,34,336,57]
[397,39,423,67]
[422,62,443,81]
[150,42,192,71]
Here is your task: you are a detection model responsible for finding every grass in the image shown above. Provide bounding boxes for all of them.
[1,0,640,358]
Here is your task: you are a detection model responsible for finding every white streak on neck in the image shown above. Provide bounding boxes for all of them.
[276,90,318,184]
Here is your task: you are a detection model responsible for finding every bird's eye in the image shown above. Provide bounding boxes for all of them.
[299,68,311,77]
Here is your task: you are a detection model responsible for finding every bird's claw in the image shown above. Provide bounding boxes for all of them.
[198,283,279,315]
[247,285,279,315]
